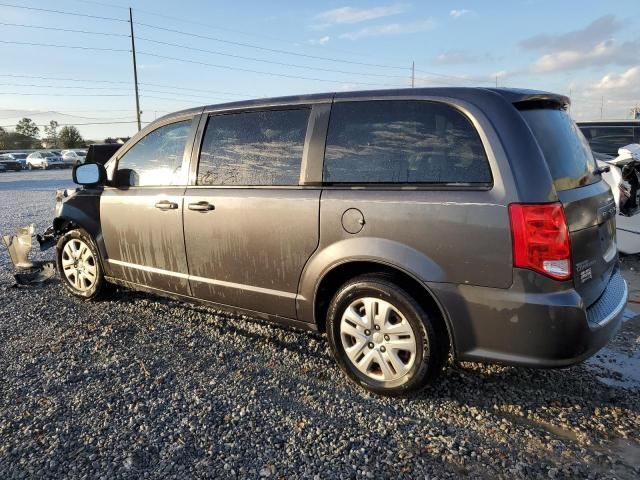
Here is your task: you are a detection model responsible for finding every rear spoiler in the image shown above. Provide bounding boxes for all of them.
[485,88,570,111]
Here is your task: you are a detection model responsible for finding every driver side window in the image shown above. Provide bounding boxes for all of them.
[116,120,191,187]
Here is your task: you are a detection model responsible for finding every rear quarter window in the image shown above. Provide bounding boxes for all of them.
[521,108,597,191]
[323,100,492,186]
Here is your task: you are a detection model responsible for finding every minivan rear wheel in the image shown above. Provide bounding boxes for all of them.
[57,229,105,300]
[326,275,445,396]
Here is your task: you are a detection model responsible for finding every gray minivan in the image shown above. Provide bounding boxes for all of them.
[52,88,627,395]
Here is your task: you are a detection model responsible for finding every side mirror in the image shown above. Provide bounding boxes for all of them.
[73,163,106,186]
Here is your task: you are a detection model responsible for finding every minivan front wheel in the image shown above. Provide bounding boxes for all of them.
[327,276,445,396]
[57,229,105,300]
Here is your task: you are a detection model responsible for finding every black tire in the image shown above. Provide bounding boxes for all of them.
[326,275,446,396]
[56,228,106,300]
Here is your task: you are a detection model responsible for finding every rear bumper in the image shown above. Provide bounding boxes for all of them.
[431,268,627,368]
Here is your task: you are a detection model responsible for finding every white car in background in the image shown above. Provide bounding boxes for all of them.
[26,151,66,170]
[61,149,87,166]
[598,144,640,254]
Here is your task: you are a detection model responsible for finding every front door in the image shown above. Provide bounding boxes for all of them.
[183,108,320,318]
[101,118,197,295]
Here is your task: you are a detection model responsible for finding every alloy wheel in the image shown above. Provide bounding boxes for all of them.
[61,238,98,292]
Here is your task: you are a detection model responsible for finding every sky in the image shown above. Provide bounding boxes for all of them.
[0,0,638,141]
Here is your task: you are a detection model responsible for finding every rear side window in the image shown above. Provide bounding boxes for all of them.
[323,100,491,185]
[579,126,635,156]
[521,109,597,191]
[197,108,309,186]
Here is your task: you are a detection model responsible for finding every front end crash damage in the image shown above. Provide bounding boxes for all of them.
[1,188,78,286]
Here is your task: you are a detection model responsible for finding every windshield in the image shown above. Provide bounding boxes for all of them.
[520,108,598,191]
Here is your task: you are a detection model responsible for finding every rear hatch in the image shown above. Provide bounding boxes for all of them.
[520,107,617,307]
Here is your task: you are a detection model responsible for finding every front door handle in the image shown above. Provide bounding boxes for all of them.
[154,200,178,210]
[188,201,215,212]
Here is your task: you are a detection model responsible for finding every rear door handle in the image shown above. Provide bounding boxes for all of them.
[188,201,215,212]
[154,200,178,210]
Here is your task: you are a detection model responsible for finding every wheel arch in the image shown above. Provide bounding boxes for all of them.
[53,199,107,272]
[300,245,455,357]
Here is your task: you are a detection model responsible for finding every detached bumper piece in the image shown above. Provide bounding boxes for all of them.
[2,224,57,287]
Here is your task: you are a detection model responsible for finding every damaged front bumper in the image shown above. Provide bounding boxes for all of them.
[1,188,77,285]
[2,224,57,286]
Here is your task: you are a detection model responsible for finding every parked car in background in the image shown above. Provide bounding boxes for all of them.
[0,153,23,171]
[578,121,640,157]
[26,151,66,169]
[61,149,87,166]
[0,163,6,173]
[6,152,29,168]
[48,87,629,396]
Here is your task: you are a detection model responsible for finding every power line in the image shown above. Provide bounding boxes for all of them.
[135,36,411,80]
[0,39,128,52]
[0,74,252,98]
[0,112,137,120]
[134,21,410,72]
[0,74,130,85]
[0,21,128,37]
[141,89,241,101]
[137,52,402,87]
[0,2,127,22]
[0,15,492,86]
[131,6,406,64]
[0,92,132,97]
[68,0,414,66]
[0,3,497,87]
[141,83,248,97]
[133,21,491,85]
[414,72,493,85]
[1,120,145,127]
[0,83,128,90]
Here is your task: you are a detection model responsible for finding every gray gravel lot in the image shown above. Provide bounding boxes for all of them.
[1,169,639,479]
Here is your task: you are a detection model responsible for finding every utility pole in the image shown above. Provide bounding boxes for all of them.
[411,61,415,88]
[568,88,572,114]
[495,75,498,88]
[129,8,141,132]
[600,96,604,119]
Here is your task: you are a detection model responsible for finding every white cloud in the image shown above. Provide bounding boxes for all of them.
[308,36,330,45]
[449,9,470,18]
[314,4,406,27]
[569,66,640,120]
[594,66,640,91]
[520,15,621,51]
[521,15,638,72]
[340,18,434,40]
[531,39,639,73]
[434,50,496,65]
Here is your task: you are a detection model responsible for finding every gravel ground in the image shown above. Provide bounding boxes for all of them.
[1,169,639,479]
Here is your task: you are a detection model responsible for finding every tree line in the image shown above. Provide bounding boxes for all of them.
[0,118,84,150]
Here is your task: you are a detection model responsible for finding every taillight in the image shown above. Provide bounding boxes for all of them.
[508,203,572,280]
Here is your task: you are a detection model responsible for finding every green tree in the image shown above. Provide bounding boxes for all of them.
[15,118,39,139]
[44,120,59,147]
[1,131,39,149]
[59,125,84,148]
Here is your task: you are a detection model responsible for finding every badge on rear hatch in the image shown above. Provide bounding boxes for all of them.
[576,259,595,283]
